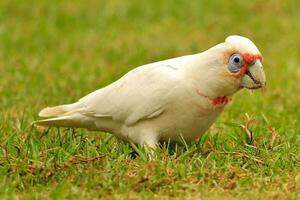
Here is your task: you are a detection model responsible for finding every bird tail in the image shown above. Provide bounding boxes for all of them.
[38,103,78,117]
[34,102,96,129]
[34,112,96,130]
[34,115,75,127]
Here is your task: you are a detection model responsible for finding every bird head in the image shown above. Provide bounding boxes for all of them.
[195,35,266,98]
[223,35,266,90]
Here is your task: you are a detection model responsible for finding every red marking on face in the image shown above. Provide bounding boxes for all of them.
[233,53,263,79]
[195,89,230,106]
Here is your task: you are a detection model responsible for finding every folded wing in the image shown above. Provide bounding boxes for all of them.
[35,63,181,129]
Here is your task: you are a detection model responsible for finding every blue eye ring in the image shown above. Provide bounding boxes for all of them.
[228,53,244,73]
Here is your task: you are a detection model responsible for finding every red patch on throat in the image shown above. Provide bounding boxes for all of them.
[233,53,263,79]
[195,89,230,106]
[211,96,229,105]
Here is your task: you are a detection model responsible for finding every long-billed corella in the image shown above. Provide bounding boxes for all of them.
[35,35,266,149]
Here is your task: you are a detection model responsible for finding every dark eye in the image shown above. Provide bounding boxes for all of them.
[234,57,240,63]
[228,54,244,73]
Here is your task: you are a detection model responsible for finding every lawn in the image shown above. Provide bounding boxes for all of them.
[0,0,300,199]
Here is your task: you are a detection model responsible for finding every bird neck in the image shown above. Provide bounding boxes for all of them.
[184,51,238,99]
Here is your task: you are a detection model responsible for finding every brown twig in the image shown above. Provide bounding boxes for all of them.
[268,126,277,149]
[205,140,220,156]
[240,113,255,144]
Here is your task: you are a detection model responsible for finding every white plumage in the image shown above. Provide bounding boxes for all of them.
[35,35,266,148]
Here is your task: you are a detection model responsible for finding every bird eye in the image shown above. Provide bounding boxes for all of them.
[228,54,244,73]
[234,57,240,63]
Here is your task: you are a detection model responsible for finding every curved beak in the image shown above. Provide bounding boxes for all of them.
[240,60,266,89]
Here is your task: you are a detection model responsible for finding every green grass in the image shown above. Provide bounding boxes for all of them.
[1,0,300,199]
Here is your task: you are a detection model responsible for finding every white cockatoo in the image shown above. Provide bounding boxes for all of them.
[35,35,266,148]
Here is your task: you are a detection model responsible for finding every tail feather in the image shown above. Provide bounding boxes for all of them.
[34,116,74,127]
[38,103,80,117]
[35,102,94,128]
[39,106,66,117]
[34,113,96,130]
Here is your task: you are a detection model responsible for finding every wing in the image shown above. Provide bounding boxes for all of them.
[78,63,182,125]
